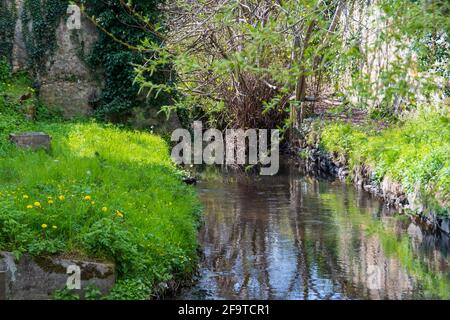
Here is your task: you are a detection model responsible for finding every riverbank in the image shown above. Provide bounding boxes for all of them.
[294,110,449,233]
[0,73,202,299]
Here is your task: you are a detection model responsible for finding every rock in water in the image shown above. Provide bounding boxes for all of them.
[183,177,197,185]
[9,132,51,151]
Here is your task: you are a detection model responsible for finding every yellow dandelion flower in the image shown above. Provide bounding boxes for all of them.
[48,200,54,204]
[58,195,65,201]
[23,195,29,199]
[101,207,108,213]
[41,224,48,229]
[84,195,92,201]
[91,201,95,205]
[26,205,33,209]
[115,211,124,218]
[34,202,41,208]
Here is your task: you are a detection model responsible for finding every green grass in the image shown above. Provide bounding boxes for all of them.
[0,72,202,299]
[317,110,449,214]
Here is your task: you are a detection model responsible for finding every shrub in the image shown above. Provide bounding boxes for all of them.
[319,110,450,213]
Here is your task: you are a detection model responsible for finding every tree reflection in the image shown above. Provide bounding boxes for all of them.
[181,164,450,300]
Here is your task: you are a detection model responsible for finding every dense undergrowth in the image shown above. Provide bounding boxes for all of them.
[0,71,201,299]
[308,110,450,215]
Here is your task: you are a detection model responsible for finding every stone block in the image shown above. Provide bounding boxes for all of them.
[0,252,116,300]
[9,132,51,151]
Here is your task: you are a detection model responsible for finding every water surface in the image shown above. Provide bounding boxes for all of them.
[178,162,449,300]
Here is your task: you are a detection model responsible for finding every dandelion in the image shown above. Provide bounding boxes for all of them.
[101,207,108,213]
[48,200,54,204]
[84,195,92,201]
[58,195,65,201]
[41,224,48,229]
[115,210,124,218]
[34,202,41,208]
[52,225,57,229]
[47,196,53,199]
[91,201,95,205]
[26,205,33,209]
[23,195,29,199]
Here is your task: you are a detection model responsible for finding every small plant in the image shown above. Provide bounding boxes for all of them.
[52,287,80,300]
[0,57,11,83]
[105,279,152,300]
[84,284,103,300]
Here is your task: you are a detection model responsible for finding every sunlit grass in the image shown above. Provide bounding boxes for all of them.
[320,110,450,213]
[0,79,202,298]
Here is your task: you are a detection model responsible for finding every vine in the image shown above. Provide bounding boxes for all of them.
[21,0,68,74]
[0,0,17,62]
[82,0,172,120]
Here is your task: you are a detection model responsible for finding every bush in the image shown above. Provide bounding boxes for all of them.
[319,110,450,213]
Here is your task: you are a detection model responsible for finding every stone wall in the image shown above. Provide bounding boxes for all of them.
[4,0,182,132]
[9,0,103,118]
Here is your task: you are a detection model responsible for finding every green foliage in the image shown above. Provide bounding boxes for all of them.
[0,74,201,299]
[21,0,69,73]
[83,0,172,119]
[84,284,103,300]
[321,191,450,299]
[135,0,449,130]
[105,278,152,300]
[0,70,36,155]
[52,287,81,300]
[340,0,450,114]
[320,110,450,213]
[52,284,102,300]
[0,1,17,61]
[0,57,11,82]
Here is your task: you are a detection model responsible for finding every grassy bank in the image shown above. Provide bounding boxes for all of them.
[306,110,449,215]
[0,73,201,299]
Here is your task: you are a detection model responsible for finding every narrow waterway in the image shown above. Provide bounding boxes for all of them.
[177,161,450,300]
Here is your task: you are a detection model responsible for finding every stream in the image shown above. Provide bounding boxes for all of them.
[177,161,450,300]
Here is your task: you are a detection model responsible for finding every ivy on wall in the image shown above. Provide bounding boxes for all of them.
[21,0,68,74]
[2,0,173,123]
[83,0,173,120]
[0,0,17,62]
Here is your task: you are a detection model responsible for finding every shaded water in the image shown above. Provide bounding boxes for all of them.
[178,162,450,300]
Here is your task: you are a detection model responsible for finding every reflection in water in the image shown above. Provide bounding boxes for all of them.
[178,163,450,300]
